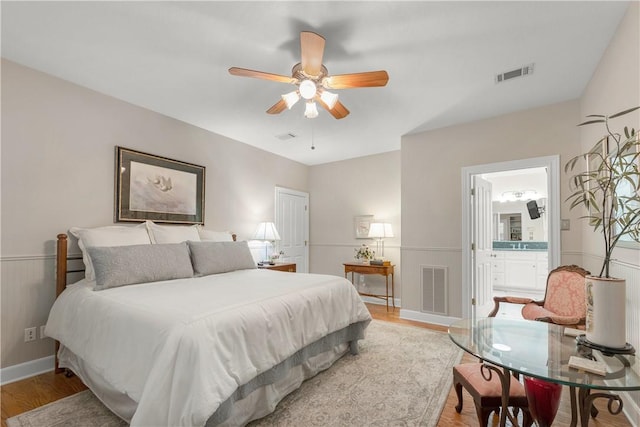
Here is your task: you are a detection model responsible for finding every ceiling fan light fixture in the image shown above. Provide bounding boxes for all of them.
[320,90,339,109]
[299,79,317,100]
[281,91,300,109]
[304,101,319,119]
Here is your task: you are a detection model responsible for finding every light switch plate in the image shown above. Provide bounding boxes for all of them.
[561,219,570,230]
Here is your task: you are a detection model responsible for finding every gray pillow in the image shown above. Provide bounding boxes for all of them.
[187,241,256,276]
[88,243,194,290]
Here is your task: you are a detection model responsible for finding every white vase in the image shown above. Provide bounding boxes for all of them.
[362,259,370,265]
[585,276,627,348]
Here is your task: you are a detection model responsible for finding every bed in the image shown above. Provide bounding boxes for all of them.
[45,223,371,426]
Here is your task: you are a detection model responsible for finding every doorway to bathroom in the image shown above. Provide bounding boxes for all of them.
[461,156,561,319]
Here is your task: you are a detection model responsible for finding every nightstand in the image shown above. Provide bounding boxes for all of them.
[258,263,297,272]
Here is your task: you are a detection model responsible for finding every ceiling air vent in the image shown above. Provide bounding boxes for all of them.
[495,63,534,83]
[275,132,297,141]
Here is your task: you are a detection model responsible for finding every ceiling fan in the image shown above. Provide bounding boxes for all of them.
[229,31,389,119]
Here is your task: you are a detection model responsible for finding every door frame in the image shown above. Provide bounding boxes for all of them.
[275,186,310,273]
[461,155,561,318]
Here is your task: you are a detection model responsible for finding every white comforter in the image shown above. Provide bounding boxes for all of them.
[45,269,371,426]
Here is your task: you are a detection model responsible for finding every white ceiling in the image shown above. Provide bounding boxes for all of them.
[1,1,629,166]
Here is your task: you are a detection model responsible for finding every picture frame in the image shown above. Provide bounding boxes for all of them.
[115,146,205,224]
[354,215,374,239]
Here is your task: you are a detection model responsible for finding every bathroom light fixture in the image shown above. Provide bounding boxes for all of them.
[501,190,538,202]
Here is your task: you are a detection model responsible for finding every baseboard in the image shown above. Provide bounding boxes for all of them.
[399,308,459,326]
[0,355,54,385]
[360,295,401,308]
[621,391,640,427]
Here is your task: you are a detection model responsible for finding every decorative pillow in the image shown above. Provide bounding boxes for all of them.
[187,241,257,276]
[69,223,152,281]
[88,243,194,290]
[145,220,201,244]
[197,228,234,242]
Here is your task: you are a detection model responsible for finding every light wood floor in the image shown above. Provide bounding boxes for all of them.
[1,304,632,427]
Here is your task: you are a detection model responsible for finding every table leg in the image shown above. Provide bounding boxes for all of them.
[385,274,389,311]
[391,273,395,308]
[479,363,511,427]
[578,388,623,427]
[569,386,578,427]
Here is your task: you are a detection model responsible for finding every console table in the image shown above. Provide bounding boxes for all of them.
[343,262,395,311]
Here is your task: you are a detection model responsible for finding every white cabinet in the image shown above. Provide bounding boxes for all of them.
[536,252,548,289]
[492,251,548,292]
[491,252,505,288]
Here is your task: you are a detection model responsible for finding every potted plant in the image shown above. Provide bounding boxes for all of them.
[354,244,375,264]
[565,106,639,349]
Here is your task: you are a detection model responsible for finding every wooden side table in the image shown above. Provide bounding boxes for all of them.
[343,262,395,311]
[258,262,296,272]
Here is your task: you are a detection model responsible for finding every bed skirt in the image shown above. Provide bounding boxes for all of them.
[58,320,369,426]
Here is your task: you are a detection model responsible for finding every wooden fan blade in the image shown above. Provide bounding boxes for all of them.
[316,97,350,119]
[266,99,288,115]
[323,71,389,89]
[229,67,296,84]
[300,31,325,77]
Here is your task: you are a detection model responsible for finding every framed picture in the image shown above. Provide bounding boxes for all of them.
[115,146,205,224]
[354,215,374,239]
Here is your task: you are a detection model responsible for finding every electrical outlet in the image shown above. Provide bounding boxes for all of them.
[24,327,36,342]
[40,325,47,340]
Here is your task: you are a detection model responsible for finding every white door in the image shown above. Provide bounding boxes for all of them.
[472,175,493,312]
[275,187,309,273]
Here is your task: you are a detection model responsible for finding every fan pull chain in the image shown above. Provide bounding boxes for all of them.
[310,123,315,150]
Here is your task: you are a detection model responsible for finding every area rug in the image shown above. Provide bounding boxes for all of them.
[7,320,462,427]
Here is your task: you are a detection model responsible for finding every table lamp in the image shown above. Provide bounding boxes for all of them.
[252,222,281,265]
[368,222,393,259]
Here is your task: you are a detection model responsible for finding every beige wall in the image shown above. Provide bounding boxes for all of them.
[401,100,583,317]
[308,151,401,299]
[579,1,639,272]
[578,8,639,414]
[1,59,308,369]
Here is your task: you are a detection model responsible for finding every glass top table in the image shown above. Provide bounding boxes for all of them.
[448,317,640,426]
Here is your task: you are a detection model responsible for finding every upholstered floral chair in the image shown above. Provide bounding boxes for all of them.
[488,265,590,328]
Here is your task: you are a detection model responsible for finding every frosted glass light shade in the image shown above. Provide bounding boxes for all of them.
[320,90,339,109]
[251,222,281,241]
[281,91,300,109]
[304,101,319,118]
[299,79,317,100]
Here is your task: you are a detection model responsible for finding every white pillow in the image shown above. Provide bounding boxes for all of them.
[197,228,234,242]
[145,220,201,244]
[69,223,152,281]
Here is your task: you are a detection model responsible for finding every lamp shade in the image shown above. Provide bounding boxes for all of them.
[304,101,319,119]
[320,90,339,109]
[281,91,300,109]
[368,222,394,238]
[252,222,281,241]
